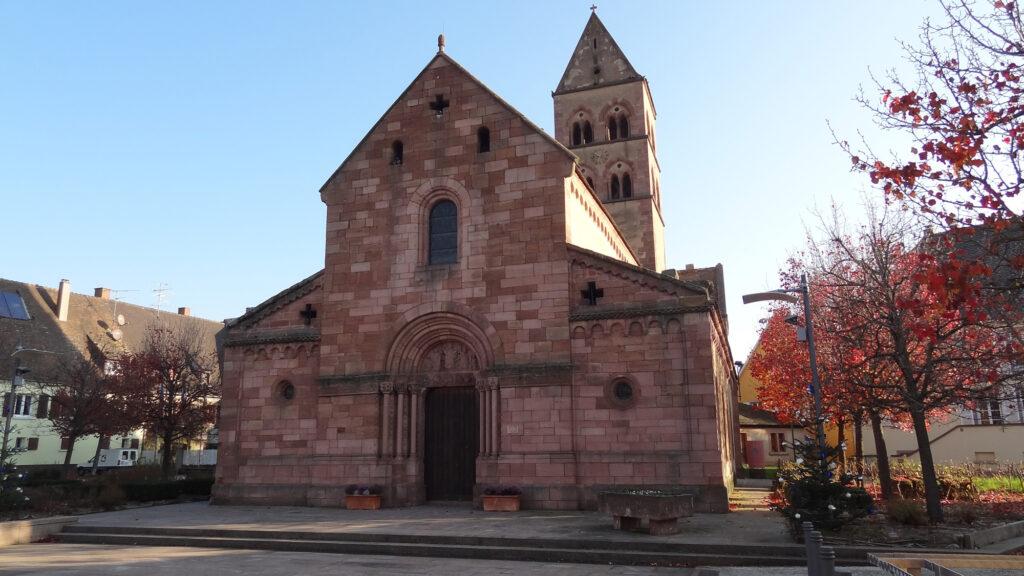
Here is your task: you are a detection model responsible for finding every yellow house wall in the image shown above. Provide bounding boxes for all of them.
[3,380,144,467]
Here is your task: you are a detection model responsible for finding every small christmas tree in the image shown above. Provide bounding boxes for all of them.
[772,436,872,534]
[0,454,30,517]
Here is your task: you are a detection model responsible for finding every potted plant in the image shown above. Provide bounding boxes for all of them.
[482,485,521,511]
[344,484,382,510]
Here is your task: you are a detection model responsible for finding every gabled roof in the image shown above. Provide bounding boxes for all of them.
[0,278,222,383]
[320,51,578,193]
[738,402,786,427]
[568,245,712,299]
[225,269,323,330]
[555,12,642,94]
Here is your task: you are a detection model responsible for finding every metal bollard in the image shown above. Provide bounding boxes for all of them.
[802,522,819,576]
[809,531,824,576]
[819,546,836,576]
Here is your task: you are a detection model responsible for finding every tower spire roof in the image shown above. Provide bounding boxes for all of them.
[555,12,641,94]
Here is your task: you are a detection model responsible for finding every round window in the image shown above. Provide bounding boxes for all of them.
[280,382,295,401]
[605,377,639,409]
[613,380,633,401]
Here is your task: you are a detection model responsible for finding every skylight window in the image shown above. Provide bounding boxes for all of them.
[0,291,30,320]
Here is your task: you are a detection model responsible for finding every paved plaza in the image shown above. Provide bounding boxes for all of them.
[73,501,791,545]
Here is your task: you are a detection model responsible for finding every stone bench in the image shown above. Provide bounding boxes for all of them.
[597,490,694,535]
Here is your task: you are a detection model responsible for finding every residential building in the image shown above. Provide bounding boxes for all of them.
[0,277,222,469]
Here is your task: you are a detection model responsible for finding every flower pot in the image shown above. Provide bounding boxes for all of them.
[482,494,520,512]
[345,494,381,510]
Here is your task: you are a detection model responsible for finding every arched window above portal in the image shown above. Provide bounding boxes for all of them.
[428,200,458,265]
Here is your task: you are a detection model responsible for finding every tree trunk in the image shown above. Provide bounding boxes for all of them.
[853,412,864,477]
[836,416,847,474]
[909,405,944,523]
[160,430,175,480]
[91,437,104,475]
[869,411,893,501]
[61,435,77,480]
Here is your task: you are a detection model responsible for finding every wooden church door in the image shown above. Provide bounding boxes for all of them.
[423,386,478,500]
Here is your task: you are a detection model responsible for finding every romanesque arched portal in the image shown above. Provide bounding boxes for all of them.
[382,312,499,502]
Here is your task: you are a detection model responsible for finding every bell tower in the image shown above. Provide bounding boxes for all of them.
[553,11,665,272]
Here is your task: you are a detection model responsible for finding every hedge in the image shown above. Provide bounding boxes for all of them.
[119,478,214,502]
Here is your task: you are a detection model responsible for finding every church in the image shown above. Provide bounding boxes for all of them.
[214,12,739,512]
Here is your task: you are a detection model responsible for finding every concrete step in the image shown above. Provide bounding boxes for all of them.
[62,524,831,560]
[58,531,812,567]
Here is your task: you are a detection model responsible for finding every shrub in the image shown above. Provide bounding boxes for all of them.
[96,485,127,510]
[119,478,214,502]
[344,484,381,496]
[887,498,928,526]
[483,485,521,496]
[888,461,980,501]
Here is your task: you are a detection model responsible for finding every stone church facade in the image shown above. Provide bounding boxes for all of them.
[214,13,739,512]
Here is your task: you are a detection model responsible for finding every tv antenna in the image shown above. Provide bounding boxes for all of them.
[153,283,171,313]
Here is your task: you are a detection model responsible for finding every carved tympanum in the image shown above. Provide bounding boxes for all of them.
[418,340,479,373]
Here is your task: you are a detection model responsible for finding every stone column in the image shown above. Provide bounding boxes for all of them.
[380,381,394,459]
[477,383,488,456]
[409,383,422,458]
[488,377,500,456]
[396,384,407,458]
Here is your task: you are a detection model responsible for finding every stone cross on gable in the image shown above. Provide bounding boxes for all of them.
[429,93,450,116]
[299,303,317,325]
[580,281,604,305]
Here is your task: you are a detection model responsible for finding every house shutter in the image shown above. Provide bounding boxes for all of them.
[130,438,140,449]
[1,393,9,417]
[27,437,39,450]
[36,394,49,418]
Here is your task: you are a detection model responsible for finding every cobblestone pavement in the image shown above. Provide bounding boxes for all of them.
[0,544,694,575]
[77,501,790,545]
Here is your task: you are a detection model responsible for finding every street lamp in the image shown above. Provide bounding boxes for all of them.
[742,273,826,455]
[2,347,56,465]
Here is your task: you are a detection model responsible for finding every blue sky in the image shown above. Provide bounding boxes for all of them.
[0,1,942,360]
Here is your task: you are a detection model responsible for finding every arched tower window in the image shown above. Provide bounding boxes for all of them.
[477,126,490,153]
[428,200,458,264]
[391,141,404,165]
[571,122,582,146]
[610,174,620,200]
[607,116,619,141]
[622,173,632,198]
[583,121,593,144]
[619,115,629,138]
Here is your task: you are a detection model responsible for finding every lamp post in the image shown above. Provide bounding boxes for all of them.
[2,347,56,466]
[742,273,826,454]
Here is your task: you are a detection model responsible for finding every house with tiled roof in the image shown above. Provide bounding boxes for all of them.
[0,277,222,468]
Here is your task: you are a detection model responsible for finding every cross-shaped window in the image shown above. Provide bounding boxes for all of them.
[429,94,450,116]
[580,281,604,305]
[299,303,317,326]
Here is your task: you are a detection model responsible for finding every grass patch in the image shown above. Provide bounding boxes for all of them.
[974,476,1024,493]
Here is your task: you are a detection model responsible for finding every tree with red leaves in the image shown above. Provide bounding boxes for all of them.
[45,355,136,478]
[842,0,1024,341]
[113,325,219,479]
[808,208,1019,522]
[753,206,1019,522]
